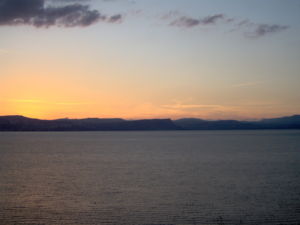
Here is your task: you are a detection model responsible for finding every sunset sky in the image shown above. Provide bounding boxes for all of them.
[1,0,300,120]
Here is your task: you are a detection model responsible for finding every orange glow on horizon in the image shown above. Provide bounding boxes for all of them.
[1,96,296,121]
[1,51,299,121]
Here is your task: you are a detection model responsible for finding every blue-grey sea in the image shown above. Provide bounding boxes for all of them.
[0,130,300,225]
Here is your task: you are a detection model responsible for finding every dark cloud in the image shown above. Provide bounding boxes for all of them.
[108,14,122,23]
[170,16,200,27]
[251,24,289,37]
[166,11,288,38]
[170,14,225,28]
[201,14,224,25]
[0,0,122,28]
[232,20,289,38]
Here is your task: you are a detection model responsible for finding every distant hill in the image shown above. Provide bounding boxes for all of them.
[0,116,178,131]
[174,118,256,130]
[174,115,300,130]
[0,115,300,131]
[260,115,300,128]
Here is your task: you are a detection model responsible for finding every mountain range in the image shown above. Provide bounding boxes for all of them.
[0,115,300,131]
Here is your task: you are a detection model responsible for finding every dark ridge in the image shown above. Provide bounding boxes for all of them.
[0,116,178,131]
[174,115,300,130]
[0,115,300,131]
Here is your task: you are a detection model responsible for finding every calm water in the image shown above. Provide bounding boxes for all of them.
[0,130,300,225]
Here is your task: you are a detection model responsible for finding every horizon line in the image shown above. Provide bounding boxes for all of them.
[1,114,300,122]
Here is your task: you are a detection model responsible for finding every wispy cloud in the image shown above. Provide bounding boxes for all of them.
[108,14,123,23]
[0,0,123,28]
[170,14,225,28]
[163,11,288,38]
[170,16,200,28]
[201,14,225,25]
[247,24,289,38]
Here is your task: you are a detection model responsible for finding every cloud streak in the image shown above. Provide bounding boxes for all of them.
[165,11,288,37]
[170,14,225,28]
[108,14,122,23]
[0,0,123,27]
[249,24,289,38]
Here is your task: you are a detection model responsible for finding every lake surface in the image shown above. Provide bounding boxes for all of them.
[0,130,300,225]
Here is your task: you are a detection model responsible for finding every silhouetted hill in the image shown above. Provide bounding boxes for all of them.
[0,116,178,131]
[174,115,300,130]
[259,115,300,128]
[174,118,257,130]
[0,115,300,131]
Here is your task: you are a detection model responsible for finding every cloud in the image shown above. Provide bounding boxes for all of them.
[0,0,123,27]
[230,19,288,38]
[170,16,200,28]
[108,14,122,23]
[201,14,224,25]
[166,11,288,38]
[249,24,289,38]
[170,14,225,28]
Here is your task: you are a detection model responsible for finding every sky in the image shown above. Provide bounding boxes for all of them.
[0,0,300,120]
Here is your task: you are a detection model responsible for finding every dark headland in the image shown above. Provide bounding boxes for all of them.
[0,115,300,131]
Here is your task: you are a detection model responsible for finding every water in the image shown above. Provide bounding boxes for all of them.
[0,130,300,225]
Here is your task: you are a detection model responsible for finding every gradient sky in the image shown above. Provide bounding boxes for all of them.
[1,0,300,120]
